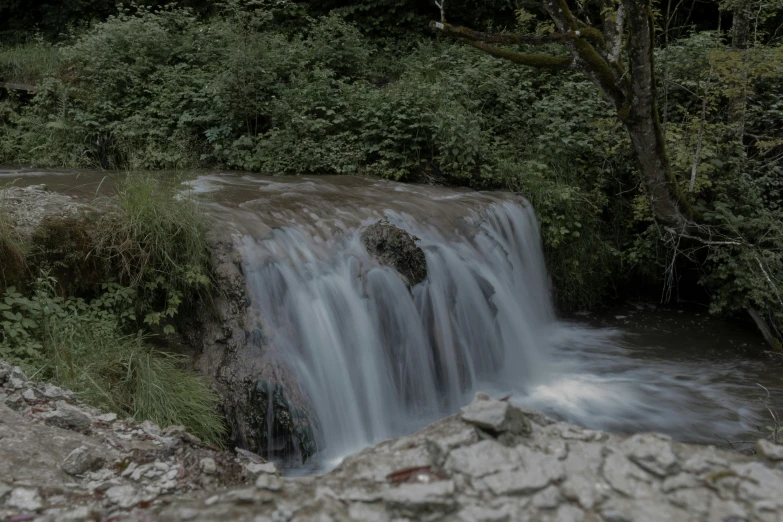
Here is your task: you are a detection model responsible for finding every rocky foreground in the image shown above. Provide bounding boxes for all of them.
[2,361,783,522]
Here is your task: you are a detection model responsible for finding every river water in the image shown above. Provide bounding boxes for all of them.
[3,167,782,470]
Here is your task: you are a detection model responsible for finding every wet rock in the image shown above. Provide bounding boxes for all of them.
[755,438,783,461]
[40,403,92,433]
[62,446,105,475]
[621,433,680,477]
[361,220,427,286]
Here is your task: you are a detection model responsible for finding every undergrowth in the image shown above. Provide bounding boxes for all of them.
[0,38,61,85]
[0,175,222,443]
[0,275,224,443]
[93,173,212,333]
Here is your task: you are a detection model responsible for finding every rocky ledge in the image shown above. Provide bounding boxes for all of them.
[3,361,783,522]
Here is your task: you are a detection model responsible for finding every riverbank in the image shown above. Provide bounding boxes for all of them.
[3,361,783,521]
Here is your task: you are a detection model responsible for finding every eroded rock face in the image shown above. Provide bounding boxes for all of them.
[361,220,428,286]
[0,185,82,236]
[186,229,316,463]
[151,393,783,522]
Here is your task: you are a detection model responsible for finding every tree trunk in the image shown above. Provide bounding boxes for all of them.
[623,1,691,229]
[729,0,752,140]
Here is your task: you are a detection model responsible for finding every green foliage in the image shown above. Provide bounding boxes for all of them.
[93,173,211,333]
[2,1,782,327]
[0,194,28,292]
[0,274,224,443]
[0,38,61,85]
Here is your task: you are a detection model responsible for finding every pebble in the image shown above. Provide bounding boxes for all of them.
[755,439,783,461]
[199,457,217,475]
[62,446,105,475]
[40,403,92,433]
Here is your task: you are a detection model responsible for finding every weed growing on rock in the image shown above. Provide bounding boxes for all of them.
[93,173,212,334]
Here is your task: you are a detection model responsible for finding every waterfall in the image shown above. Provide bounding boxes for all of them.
[239,200,556,464]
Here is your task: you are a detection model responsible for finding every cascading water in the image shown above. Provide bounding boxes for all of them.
[240,201,555,464]
[3,168,781,471]
[192,173,780,471]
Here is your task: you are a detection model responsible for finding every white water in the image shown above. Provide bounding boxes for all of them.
[241,201,557,463]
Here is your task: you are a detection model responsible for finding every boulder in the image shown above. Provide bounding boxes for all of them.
[361,220,428,286]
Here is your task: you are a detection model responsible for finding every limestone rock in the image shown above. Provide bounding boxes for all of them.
[200,457,217,475]
[7,487,43,512]
[621,433,680,477]
[461,396,532,440]
[755,438,783,461]
[62,446,105,475]
[40,403,92,433]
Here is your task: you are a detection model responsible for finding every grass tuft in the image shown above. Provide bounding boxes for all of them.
[0,187,29,292]
[48,320,225,444]
[93,173,212,329]
[0,40,61,85]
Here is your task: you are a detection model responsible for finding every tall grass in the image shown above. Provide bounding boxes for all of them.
[0,187,28,291]
[0,41,61,85]
[48,319,225,444]
[1,274,225,444]
[95,173,210,286]
[93,173,212,328]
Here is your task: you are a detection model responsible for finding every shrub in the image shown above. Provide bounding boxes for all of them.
[93,173,212,333]
[0,275,225,443]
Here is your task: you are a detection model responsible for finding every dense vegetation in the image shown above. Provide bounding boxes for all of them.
[0,175,222,442]
[0,0,782,349]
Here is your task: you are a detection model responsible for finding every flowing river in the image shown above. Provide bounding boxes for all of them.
[3,167,782,473]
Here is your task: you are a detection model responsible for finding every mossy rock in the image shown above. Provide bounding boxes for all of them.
[244,378,316,464]
[361,220,428,286]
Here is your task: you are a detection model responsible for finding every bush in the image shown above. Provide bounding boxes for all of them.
[0,275,225,443]
[93,173,212,334]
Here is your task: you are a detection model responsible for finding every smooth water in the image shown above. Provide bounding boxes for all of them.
[4,167,782,470]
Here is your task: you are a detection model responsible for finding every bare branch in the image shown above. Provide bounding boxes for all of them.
[429,21,603,47]
[434,0,445,23]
